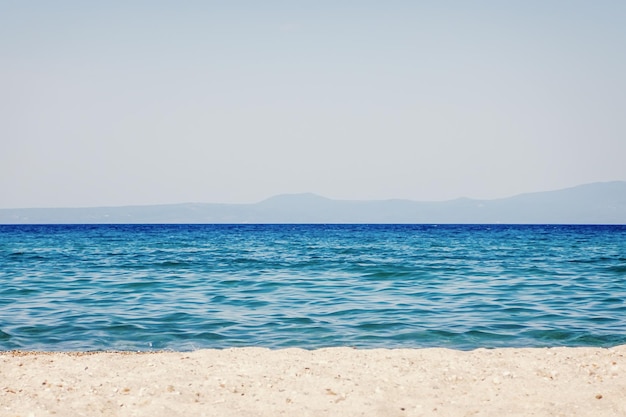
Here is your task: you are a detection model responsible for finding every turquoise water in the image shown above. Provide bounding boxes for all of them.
[1,224,625,351]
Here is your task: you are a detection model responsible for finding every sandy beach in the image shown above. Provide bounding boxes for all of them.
[1,346,625,416]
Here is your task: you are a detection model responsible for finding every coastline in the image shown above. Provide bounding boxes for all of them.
[2,345,625,416]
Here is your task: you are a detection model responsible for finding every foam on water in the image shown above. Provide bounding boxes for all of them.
[1,224,625,351]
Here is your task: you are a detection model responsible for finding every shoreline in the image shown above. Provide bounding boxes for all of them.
[2,345,625,416]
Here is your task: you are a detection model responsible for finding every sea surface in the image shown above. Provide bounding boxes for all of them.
[1,224,625,351]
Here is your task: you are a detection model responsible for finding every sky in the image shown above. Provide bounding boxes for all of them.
[2,1,625,208]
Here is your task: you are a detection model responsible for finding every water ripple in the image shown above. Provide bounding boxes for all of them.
[1,224,625,351]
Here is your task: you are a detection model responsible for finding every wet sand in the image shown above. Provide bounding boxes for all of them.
[2,345,625,416]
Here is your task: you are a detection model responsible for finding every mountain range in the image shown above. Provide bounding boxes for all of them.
[1,181,625,224]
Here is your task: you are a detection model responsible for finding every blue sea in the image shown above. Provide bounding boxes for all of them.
[1,224,625,351]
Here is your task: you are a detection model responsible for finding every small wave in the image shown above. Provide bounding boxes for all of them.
[153,260,191,268]
[194,331,227,341]
[606,265,626,273]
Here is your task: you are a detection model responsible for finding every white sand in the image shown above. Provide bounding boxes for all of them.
[1,345,625,416]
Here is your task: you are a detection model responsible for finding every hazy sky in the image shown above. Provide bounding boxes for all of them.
[2,1,625,208]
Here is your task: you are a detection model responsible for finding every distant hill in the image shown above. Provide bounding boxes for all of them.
[1,181,625,224]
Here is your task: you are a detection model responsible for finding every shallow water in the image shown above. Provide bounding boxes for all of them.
[1,224,625,351]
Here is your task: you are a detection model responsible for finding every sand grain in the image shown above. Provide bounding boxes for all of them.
[2,345,625,416]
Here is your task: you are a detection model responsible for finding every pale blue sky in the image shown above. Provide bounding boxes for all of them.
[2,1,625,208]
